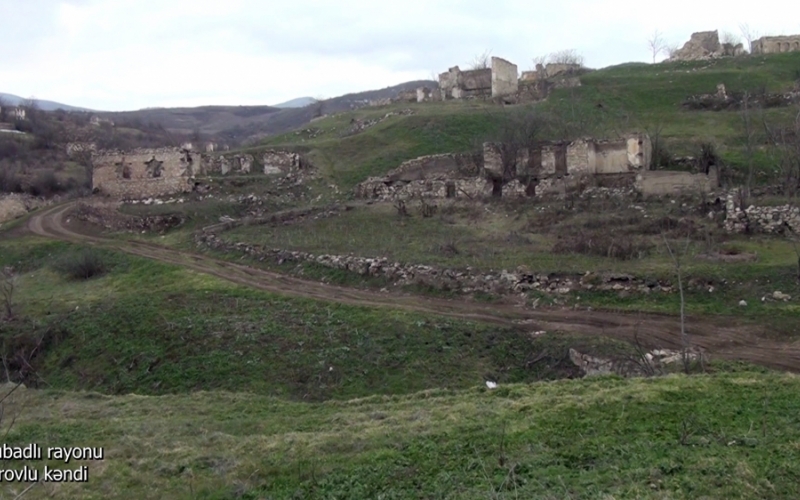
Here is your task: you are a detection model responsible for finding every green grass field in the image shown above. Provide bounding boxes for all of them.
[1,369,797,499]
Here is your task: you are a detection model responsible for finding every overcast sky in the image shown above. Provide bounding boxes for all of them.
[2,0,800,111]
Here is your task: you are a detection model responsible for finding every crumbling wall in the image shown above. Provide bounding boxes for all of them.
[354,153,484,200]
[438,66,460,99]
[262,150,304,174]
[725,193,800,234]
[92,148,194,199]
[386,153,481,182]
[671,31,723,60]
[634,167,718,197]
[491,57,519,98]
[567,140,591,175]
[456,68,492,98]
[752,35,800,54]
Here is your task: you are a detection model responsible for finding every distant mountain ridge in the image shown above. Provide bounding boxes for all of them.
[95,80,437,143]
[2,80,437,143]
[0,92,96,112]
[272,97,316,108]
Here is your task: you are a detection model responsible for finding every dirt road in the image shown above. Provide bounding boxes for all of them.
[26,202,800,371]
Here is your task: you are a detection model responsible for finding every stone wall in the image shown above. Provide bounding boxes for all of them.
[725,193,800,234]
[634,167,718,197]
[354,152,487,200]
[262,150,304,174]
[671,31,722,60]
[752,35,800,54]
[197,228,682,298]
[198,150,308,176]
[491,57,519,98]
[92,148,195,199]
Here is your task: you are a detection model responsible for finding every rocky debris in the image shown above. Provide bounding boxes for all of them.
[773,291,792,302]
[74,203,184,233]
[293,127,322,140]
[127,197,186,205]
[579,186,636,200]
[670,30,745,61]
[684,85,800,111]
[725,192,800,234]
[569,347,704,377]
[196,231,685,298]
[0,194,52,226]
[345,109,415,136]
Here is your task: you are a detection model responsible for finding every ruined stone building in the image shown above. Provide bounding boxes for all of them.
[670,31,745,61]
[438,57,519,100]
[92,148,197,198]
[483,134,652,179]
[92,146,311,199]
[355,134,655,200]
[751,35,800,54]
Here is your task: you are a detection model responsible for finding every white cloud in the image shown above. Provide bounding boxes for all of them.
[1,0,799,110]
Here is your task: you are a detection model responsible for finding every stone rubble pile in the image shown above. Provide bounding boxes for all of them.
[196,230,682,297]
[346,109,415,135]
[725,192,800,234]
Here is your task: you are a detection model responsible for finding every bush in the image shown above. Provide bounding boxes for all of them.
[53,249,108,280]
[28,169,65,197]
[0,164,23,193]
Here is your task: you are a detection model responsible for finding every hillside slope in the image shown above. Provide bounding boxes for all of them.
[95,80,436,142]
[2,370,797,499]
[248,52,800,190]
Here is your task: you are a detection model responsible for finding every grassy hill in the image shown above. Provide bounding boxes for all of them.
[3,53,800,499]
[241,52,800,191]
[2,368,797,499]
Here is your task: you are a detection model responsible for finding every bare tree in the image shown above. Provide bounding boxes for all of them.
[647,30,668,63]
[530,54,548,70]
[762,104,800,197]
[662,234,692,374]
[739,91,759,209]
[485,110,548,197]
[666,43,681,59]
[739,23,759,52]
[721,31,742,46]
[548,49,584,67]
[469,50,492,70]
[1,267,15,321]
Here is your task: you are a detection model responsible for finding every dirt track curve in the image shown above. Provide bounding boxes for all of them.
[26,202,800,372]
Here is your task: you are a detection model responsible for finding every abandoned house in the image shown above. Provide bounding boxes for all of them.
[751,35,800,54]
[92,148,197,198]
[355,133,664,200]
[438,56,519,100]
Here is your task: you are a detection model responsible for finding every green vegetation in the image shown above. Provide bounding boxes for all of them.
[3,53,800,499]
[0,237,597,399]
[237,52,800,191]
[2,371,798,499]
[218,198,800,336]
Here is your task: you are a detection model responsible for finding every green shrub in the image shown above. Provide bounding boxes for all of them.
[53,249,108,280]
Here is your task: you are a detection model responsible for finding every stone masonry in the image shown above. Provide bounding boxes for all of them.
[670,30,745,61]
[92,148,196,199]
[751,35,800,54]
[725,192,800,234]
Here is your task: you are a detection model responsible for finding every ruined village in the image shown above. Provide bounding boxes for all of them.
[3,17,800,498]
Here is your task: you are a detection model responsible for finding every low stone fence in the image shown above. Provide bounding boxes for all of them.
[195,229,680,297]
[725,193,800,234]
